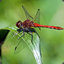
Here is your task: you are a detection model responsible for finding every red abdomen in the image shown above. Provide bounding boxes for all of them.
[34,23,64,30]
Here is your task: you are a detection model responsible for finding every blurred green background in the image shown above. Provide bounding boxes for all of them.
[0,0,64,64]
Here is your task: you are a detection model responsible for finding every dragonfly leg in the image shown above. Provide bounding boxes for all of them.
[31,34,33,43]
[15,32,25,50]
[18,32,25,39]
[15,38,24,51]
[28,32,33,43]
[35,31,40,38]
[15,41,20,51]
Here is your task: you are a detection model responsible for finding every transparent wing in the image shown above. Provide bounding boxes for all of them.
[13,31,40,54]
[11,32,27,54]
[4,28,42,63]
[33,9,41,30]
[4,28,41,56]
[6,31,34,54]
[14,32,35,54]
[22,32,42,64]
[4,29,27,54]
[14,35,27,54]
[3,25,33,54]
[22,5,33,21]
[33,9,40,24]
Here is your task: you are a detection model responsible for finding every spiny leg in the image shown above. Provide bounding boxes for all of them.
[15,40,20,51]
[28,32,33,43]
[15,38,24,51]
[18,32,25,39]
[29,28,40,38]
[15,32,25,51]
[35,30,40,38]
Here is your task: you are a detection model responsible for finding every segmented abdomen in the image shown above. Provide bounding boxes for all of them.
[34,23,64,30]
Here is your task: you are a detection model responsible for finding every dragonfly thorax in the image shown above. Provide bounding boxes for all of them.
[22,19,34,28]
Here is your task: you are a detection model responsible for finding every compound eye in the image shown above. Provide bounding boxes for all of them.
[16,20,22,28]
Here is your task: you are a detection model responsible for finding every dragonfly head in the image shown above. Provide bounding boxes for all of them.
[16,20,22,28]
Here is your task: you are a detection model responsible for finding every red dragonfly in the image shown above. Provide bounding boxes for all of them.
[16,5,64,44]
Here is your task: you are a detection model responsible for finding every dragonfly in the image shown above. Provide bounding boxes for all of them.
[15,5,64,50]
